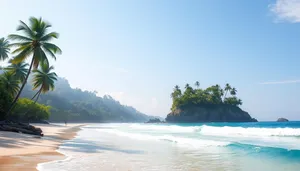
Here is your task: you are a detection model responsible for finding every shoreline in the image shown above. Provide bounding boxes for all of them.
[0,124,83,171]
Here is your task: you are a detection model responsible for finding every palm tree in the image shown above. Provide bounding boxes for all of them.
[230,87,237,96]
[195,81,200,88]
[171,85,182,100]
[0,38,10,61]
[223,83,232,100]
[31,63,57,102]
[0,72,20,97]
[22,63,57,117]
[4,61,29,82]
[185,84,190,89]
[7,17,61,114]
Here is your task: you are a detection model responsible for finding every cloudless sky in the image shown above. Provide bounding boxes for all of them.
[1,0,300,120]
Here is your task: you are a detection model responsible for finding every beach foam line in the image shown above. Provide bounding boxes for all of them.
[97,129,230,148]
[198,125,300,137]
[122,124,300,137]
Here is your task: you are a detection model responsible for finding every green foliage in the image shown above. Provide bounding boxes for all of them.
[0,38,10,61]
[8,17,61,68]
[4,62,29,82]
[0,72,20,96]
[11,98,51,121]
[20,77,154,122]
[171,83,242,111]
[7,17,62,115]
[224,97,242,106]
[32,63,57,93]
[0,83,13,120]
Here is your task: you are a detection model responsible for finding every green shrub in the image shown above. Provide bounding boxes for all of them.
[0,84,13,120]
[11,98,51,121]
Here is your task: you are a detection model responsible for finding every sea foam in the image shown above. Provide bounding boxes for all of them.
[127,124,300,137]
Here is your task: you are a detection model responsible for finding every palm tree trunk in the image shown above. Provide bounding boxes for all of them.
[7,57,35,115]
[34,90,41,103]
[31,90,41,100]
[22,88,42,117]
[223,90,228,101]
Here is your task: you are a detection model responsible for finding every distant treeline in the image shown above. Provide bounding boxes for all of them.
[171,82,242,111]
[21,77,155,122]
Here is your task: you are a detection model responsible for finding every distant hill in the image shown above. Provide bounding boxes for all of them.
[20,77,157,123]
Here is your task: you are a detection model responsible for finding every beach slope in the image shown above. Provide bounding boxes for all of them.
[0,124,82,171]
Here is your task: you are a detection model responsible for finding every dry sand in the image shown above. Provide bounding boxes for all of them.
[0,124,83,171]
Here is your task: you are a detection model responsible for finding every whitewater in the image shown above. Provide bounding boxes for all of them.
[38,122,300,171]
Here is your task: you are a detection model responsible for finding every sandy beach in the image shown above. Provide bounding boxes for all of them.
[0,124,82,171]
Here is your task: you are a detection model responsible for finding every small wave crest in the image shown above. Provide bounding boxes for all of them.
[199,125,300,137]
[97,129,230,148]
[128,124,300,137]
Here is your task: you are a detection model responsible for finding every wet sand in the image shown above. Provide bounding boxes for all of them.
[0,124,82,171]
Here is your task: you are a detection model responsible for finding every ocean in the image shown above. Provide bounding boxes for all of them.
[38,122,300,171]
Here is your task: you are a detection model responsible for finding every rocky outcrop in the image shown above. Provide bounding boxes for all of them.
[166,104,257,123]
[145,118,165,123]
[277,118,289,122]
[0,120,43,136]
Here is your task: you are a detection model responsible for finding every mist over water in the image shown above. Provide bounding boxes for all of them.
[38,122,300,171]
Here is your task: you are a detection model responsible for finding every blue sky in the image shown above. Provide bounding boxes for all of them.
[1,0,300,120]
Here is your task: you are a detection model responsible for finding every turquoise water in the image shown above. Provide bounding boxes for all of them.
[38,122,300,171]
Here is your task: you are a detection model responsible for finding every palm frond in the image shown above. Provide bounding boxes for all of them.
[42,46,56,60]
[8,34,33,42]
[9,42,32,48]
[42,42,62,54]
[0,38,10,61]
[4,62,29,82]
[1,72,20,96]
[40,32,59,42]
[11,46,33,64]
[32,63,57,93]
[11,44,31,54]
[16,20,35,38]
[35,47,48,68]
[30,17,52,38]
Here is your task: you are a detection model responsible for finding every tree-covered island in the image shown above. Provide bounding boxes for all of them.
[166,82,257,122]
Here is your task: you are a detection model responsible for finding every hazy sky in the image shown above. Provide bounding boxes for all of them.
[1,0,300,120]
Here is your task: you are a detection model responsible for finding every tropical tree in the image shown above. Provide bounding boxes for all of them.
[230,87,237,96]
[223,83,231,100]
[224,96,242,106]
[0,83,13,120]
[171,85,182,100]
[195,81,200,88]
[171,82,242,110]
[0,72,20,97]
[31,63,57,103]
[4,62,29,82]
[7,17,61,114]
[0,38,10,61]
[185,84,190,89]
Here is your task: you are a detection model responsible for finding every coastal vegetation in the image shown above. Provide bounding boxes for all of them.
[167,82,257,122]
[171,82,242,112]
[11,98,51,122]
[0,17,153,125]
[21,77,156,122]
[0,17,61,135]
[0,17,59,123]
[6,17,61,115]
